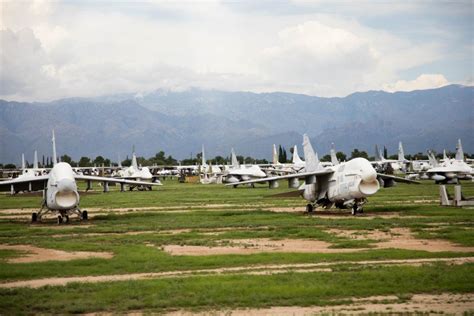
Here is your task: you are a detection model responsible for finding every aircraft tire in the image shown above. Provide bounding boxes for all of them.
[31,212,38,223]
[65,215,69,223]
[57,215,63,224]
[306,204,313,213]
[82,210,88,221]
[351,206,357,216]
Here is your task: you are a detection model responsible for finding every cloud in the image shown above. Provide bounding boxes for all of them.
[383,74,450,92]
[0,1,468,100]
[0,28,58,98]
[259,20,379,95]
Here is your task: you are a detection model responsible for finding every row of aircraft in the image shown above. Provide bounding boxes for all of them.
[1,131,471,222]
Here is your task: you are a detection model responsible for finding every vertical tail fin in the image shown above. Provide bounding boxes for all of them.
[118,154,122,168]
[131,146,138,169]
[330,142,339,165]
[374,145,381,161]
[398,141,405,161]
[52,130,57,166]
[21,154,25,170]
[201,144,206,166]
[443,149,448,161]
[427,150,439,167]
[302,134,321,172]
[292,145,304,164]
[33,150,38,169]
[231,148,240,168]
[455,139,464,161]
[272,144,279,165]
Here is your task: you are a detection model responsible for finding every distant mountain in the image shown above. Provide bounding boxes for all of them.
[0,85,472,164]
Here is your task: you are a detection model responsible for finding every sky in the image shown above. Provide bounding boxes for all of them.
[1,0,472,101]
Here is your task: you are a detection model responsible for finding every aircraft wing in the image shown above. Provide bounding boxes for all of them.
[225,169,334,186]
[0,175,50,192]
[376,173,420,184]
[74,175,162,186]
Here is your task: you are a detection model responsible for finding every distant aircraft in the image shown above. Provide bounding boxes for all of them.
[112,148,162,189]
[227,134,418,215]
[17,151,48,181]
[0,131,162,223]
[223,148,267,184]
[372,143,406,173]
[424,139,473,183]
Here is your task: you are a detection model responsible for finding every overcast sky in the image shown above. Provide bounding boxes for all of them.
[1,0,472,101]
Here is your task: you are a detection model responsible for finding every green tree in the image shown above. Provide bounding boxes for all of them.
[350,149,369,159]
[336,151,347,162]
[78,157,92,167]
[60,154,73,164]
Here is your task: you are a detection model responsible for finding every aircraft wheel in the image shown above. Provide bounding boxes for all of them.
[31,212,38,223]
[351,205,357,216]
[82,210,88,221]
[65,215,69,223]
[306,204,313,213]
[358,207,364,214]
[57,215,63,224]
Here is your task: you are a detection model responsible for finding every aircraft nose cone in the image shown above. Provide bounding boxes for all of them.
[57,178,76,192]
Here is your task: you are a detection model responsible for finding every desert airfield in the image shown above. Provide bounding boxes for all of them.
[0,179,473,314]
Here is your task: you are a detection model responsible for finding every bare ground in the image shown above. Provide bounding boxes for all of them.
[1,257,472,289]
[0,244,113,263]
[166,293,474,315]
[162,227,474,256]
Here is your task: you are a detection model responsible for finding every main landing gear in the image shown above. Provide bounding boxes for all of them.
[306,204,314,213]
[351,204,364,216]
[31,202,88,224]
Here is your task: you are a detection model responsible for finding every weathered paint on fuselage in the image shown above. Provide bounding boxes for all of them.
[302,158,380,206]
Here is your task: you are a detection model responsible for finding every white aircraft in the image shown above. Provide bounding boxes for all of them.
[372,143,406,173]
[113,149,161,189]
[223,148,267,184]
[17,151,48,181]
[0,131,162,223]
[227,135,418,214]
[424,139,473,183]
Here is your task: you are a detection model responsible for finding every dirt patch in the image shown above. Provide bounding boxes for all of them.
[326,227,474,253]
[167,293,474,315]
[163,238,365,256]
[165,227,474,256]
[0,244,113,263]
[2,257,472,289]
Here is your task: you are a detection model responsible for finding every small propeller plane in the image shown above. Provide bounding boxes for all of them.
[227,134,419,215]
[0,131,162,223]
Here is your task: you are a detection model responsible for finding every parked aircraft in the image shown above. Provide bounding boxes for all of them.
[112,149,161,189]
[0,131,162,223]
[223,148,267,184]
[424,140,473,183]
[17,151,48,181]
[227,135,418,214]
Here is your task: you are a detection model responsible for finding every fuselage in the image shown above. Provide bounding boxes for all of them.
[46,162,79,210]
[302,158,380,206]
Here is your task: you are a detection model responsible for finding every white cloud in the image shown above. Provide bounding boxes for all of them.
[383,74,450,92]
[0,1,465,100]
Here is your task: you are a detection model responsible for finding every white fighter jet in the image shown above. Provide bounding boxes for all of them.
[227,135,418,214]
[0,131,162,223]
[424,139,473,183]
[17,151,49,182]
[223,148,267,184]
[113,149,161,189]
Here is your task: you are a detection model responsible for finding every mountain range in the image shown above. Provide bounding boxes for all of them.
[0,84,472,164]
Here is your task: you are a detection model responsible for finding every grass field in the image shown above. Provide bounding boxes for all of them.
[0,179,473,314]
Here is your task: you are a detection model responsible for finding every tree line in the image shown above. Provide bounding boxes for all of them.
[1,147,472,169]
